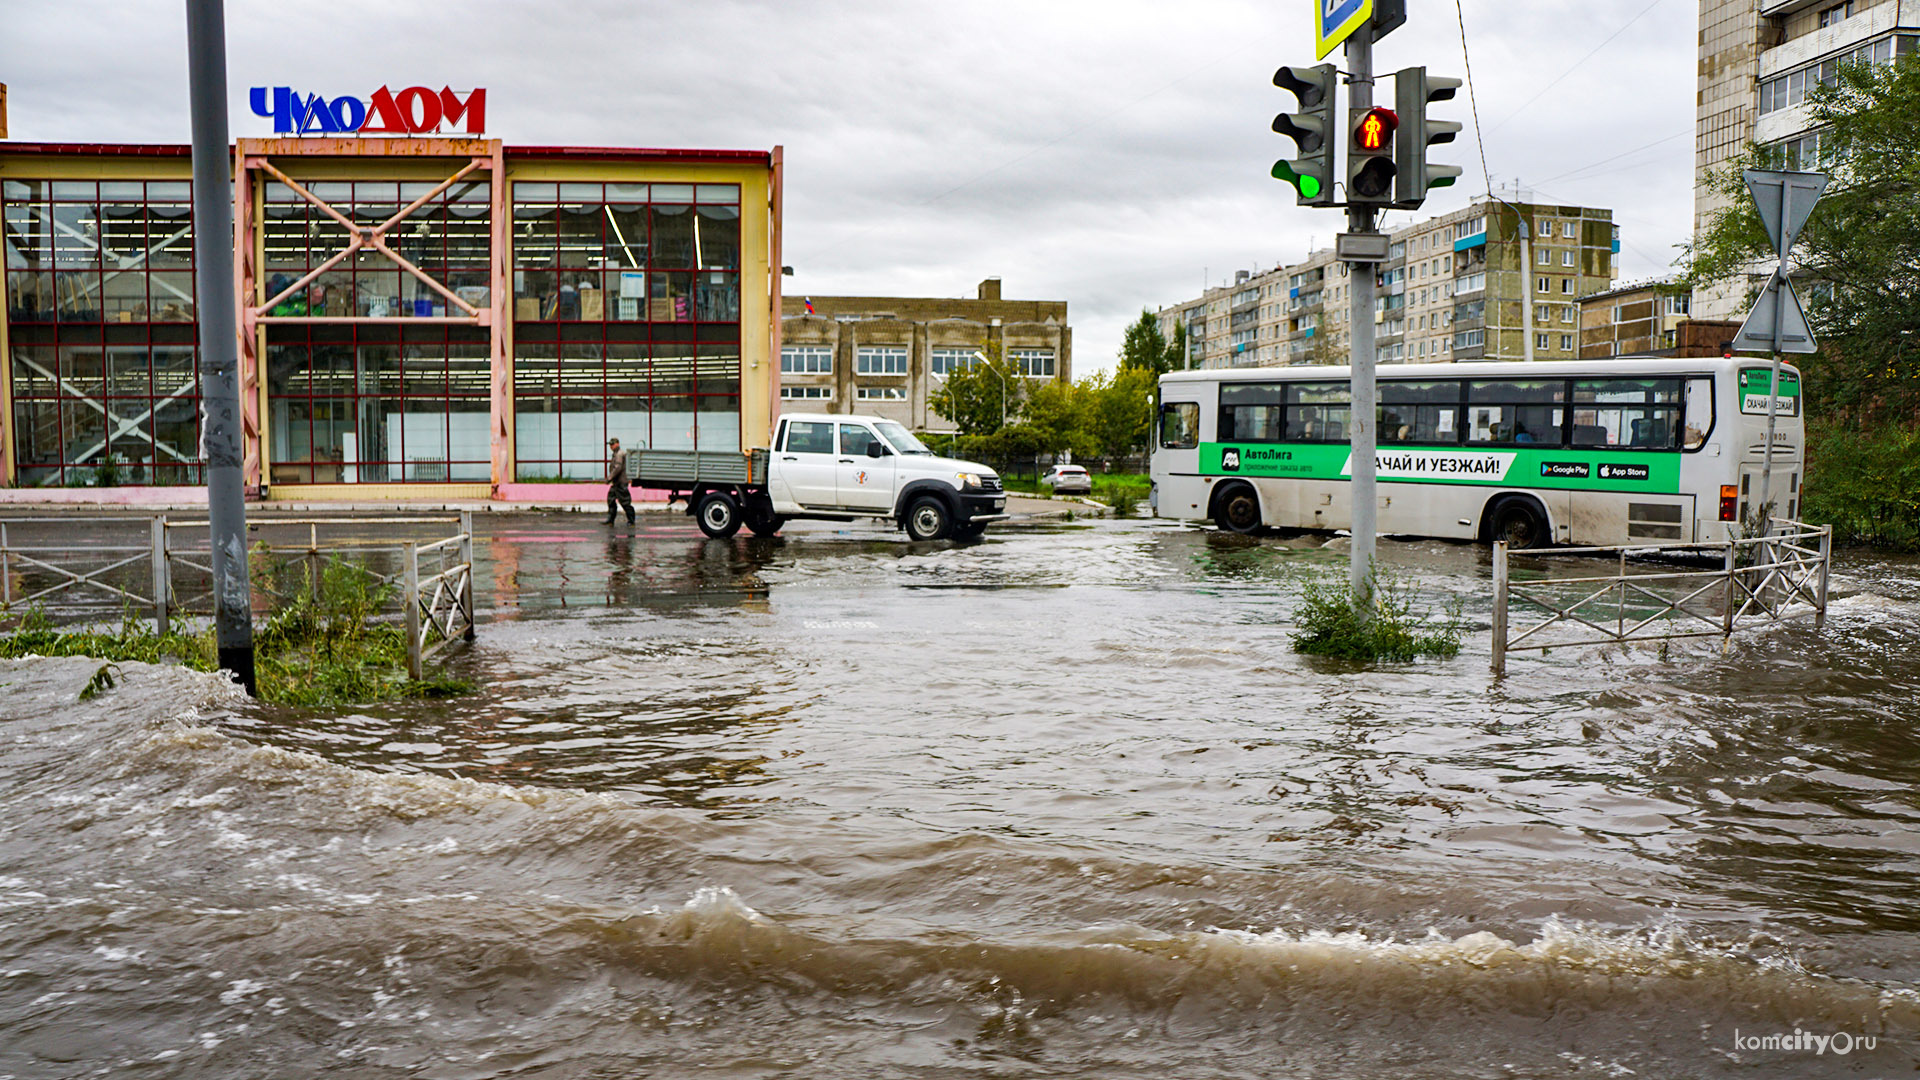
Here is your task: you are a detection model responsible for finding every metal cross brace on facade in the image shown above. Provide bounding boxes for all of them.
[231,138,512,494]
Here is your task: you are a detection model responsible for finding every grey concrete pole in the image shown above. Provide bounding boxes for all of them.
[1520,219,1536,363]
[185,0,255,694]
[1345,33,1378,604]
[1758,183,1788,535]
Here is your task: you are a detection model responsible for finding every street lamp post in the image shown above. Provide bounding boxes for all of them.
[971,350,1007,430]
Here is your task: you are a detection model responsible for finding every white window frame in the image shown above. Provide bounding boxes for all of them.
[1536,332,1550,350]
[855,386,907,401]
[855,345,909,375]
[1562,221,1578,239]
[1562,250,1576,268]
[780,345,832,374]
[1009,347,1056,378]
[779,384,833,400]
[929,347,977,377]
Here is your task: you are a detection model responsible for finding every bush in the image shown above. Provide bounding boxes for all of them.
[1290,567,1465,662]
[1802,422,1920,550]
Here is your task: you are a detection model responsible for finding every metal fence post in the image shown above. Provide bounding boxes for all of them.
[1,522,10,609]
[151,515,170,635]
[403,541,422,680]
[1490,541,1508,676]
[1722,540,1738,645]
[458,510,475,642]
[1815,524,1831,628]
[308,521,322,602]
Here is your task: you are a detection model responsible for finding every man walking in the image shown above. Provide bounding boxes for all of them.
[603,437,634,525]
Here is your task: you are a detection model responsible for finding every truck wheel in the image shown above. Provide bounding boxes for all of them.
[1487,497,1549,550]
[904,495,953,541]
[746,512,786,537]
[954,522,987,540]
[696,491,743,539]
[1213,483,1263,534]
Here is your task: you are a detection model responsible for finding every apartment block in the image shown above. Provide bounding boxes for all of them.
[1156,197,1617,370]
[1693,0,1919,319]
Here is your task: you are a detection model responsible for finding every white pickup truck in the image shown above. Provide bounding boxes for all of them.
[629,413,1007,541]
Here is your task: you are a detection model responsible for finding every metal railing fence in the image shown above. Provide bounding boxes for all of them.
[1491,520,1831,674]
[0,513,475,679]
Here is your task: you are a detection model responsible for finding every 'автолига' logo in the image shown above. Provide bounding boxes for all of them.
[249,86,486,136]
[1221,448,1242,472]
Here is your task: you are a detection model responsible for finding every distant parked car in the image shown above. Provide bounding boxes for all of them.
[1041,464,1092,495]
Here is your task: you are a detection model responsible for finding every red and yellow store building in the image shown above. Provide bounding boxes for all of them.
[0,138,782,501]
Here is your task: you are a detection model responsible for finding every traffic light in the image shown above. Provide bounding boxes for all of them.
[1394,67,1463,208]
[1272,64,1337,207]
[1347,106,1398,204]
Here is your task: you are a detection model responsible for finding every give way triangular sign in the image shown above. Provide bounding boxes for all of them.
[1732,270,1817,354]
[1743,169,1827,253]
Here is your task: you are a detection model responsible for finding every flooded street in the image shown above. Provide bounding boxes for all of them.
[4,512,1919,1077]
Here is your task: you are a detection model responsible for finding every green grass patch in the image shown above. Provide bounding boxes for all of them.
[1290,567,1465,662]
[0,557,473,707]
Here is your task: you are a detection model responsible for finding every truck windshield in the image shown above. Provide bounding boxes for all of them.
[876,421,934,456]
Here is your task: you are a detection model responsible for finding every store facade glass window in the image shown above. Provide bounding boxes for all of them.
[511,182,742,480]
[4,179,204,486]
[266,325,491,484]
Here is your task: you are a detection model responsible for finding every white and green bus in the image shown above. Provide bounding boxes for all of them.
[1150,356,1803,548]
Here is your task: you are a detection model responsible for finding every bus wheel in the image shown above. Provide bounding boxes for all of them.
[1488,498,1548,550]
[1213,484,1263,534]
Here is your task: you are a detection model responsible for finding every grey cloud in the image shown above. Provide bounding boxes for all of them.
[0,0,1697,369]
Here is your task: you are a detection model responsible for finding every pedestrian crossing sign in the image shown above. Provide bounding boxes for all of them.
[1316,0,1372,59]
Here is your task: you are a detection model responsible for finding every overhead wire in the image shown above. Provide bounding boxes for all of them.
[1482,0,1671,135]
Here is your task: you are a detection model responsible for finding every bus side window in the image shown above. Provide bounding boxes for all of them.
[1160,402,1199,449]
[1682,377,1713,449]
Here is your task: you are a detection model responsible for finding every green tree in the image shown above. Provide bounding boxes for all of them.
[1685,53,1920,422]
[1164,320,1190,372]
[929,342,1023,436]
[1081,366,1159,462]
[1119,310,1173,375]
[1022,378,1100,459]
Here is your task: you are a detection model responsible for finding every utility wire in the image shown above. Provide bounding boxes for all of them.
[1454,0,1493,198]
[1533,129,1692,187]
[1483,0,1669,135]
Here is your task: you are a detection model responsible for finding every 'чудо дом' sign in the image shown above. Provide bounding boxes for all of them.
[249,85,486,136]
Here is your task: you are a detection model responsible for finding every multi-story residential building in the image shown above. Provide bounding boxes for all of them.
[1694,0,1919,319]
[777,278,1070,434]
[1579,279,1695,357]
[1156,197,1617,369]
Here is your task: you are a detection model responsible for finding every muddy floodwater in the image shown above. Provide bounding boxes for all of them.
[3,513,1919,1078]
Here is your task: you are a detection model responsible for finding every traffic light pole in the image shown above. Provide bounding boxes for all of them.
[1344,34,1378,605]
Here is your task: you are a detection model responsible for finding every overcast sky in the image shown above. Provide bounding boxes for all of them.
[1,0,1696,371]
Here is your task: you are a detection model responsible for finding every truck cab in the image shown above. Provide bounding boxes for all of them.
[763,414,1006,540]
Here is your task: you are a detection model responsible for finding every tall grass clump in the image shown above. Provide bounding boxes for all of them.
[1290,567,1465,662]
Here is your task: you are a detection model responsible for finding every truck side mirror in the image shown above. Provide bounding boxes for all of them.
[866,442,886,458]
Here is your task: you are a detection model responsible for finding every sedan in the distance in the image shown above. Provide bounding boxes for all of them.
[1041,464,1092,495]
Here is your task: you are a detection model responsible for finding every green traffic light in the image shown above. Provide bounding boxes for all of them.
[1271,161,1322,198]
